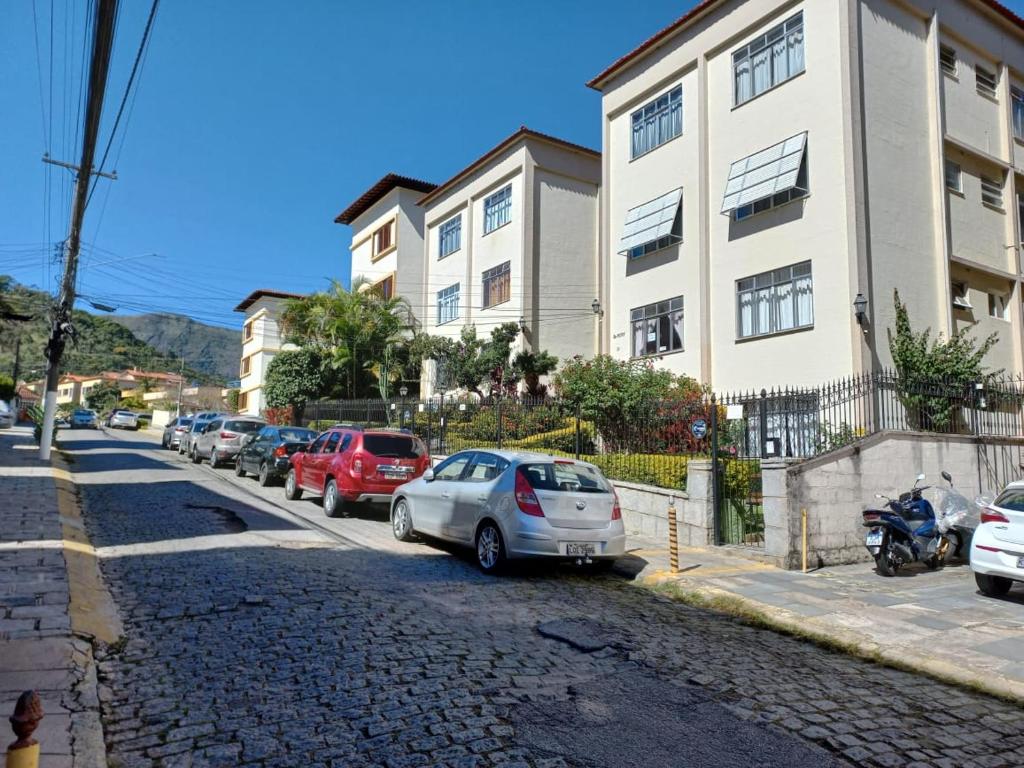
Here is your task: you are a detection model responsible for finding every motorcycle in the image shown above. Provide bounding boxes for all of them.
[862,473,962,576]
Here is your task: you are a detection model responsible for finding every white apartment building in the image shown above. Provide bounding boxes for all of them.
[335,174,437,315]
[591,0,1024,391]
[418,127,601,394]
[234,289,304,415]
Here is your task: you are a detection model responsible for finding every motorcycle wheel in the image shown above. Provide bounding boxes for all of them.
[875,533,897,577]
[926,554,940,570]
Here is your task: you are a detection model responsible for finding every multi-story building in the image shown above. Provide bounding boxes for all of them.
[590,0,1024,391]
[418,127,601,394]
[234,289,304,415]
[335,174,437,314]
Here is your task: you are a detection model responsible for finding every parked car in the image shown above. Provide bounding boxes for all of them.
[970,482,1024,597]
[178,412,224,456]
[235,425,317,486]
[389,451,625,574]
[108,410,139,430]
[0,400,13,429]
[191,416,266,467]
[70,409,98,429]
[161,417,194,449]
[284,426,430,518]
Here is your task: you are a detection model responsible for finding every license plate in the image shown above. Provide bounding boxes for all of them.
[380,469,410,479]
[865,531,883,547]
[566,543,596,557]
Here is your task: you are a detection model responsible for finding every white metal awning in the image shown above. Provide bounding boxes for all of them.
[721,132,808,214]
[618,187,683,254]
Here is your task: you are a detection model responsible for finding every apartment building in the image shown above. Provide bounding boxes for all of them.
[591,0,1024,391]
[234,289,304,415]
[417,127,601,394]
[335,174,437,315]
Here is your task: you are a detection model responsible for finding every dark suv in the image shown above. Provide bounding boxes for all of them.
[284,426,430,518]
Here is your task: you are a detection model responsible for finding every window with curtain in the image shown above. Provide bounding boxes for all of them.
[630,85,683,159]
[483,186,512,234]
[438,215,462,258]
[944,159,962,192]
[733,12,804,106]
[631,297,683,357]
[482,261,511,308]
[1012,87,1024,141]
[736,262,813,339]
[437,283,460,325]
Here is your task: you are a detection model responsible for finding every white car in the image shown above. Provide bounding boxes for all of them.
[970,481,1024,597]
[108,410,139,430]
[0,400,12,429]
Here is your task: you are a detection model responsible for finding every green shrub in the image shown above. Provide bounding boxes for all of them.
[586,453,690,490]
[505,421,596,454]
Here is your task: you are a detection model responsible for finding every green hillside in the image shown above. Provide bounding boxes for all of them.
[111,313,241,382]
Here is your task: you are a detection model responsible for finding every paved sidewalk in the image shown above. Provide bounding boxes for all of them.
[619,526,1024,701]
[0,425,107,768]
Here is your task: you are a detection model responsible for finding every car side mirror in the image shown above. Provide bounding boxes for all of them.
[423,469,435,482]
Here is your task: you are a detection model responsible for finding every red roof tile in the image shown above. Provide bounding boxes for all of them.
[234,289,306,313]
[334,173,437,225]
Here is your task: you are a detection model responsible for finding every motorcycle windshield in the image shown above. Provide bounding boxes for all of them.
[933,488,981,531]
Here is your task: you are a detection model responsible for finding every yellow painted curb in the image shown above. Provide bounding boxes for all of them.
[52,455,124,644]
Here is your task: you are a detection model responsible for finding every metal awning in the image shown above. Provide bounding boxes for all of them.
[618,187,683,254]
[721,132,808,214]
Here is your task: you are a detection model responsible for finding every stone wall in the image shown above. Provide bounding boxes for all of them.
[613,460,714,548]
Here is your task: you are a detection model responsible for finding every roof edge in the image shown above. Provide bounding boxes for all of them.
[234,289,306,313]
[334,173,437,225]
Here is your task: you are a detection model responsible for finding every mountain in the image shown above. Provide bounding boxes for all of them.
[111,314,241,383]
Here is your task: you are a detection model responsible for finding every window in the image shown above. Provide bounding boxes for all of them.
[1018,193,1024,245]
[989,293,1009,320]
[243,321,253,342]
[630,85,683,159]
[722,132,809,219]
[373,274,395,300]
[482,261,511,308]
[437,283,460,325]
[981,175,1003,208]
[939,44,957,76]
[465,452,510,482]
[735,156,808,220]
[952,281,972,310]
[339,433,353,453]
[240,356,251,377]
[372,220,394,257]
[976,65,998,98]
[619,188,683,258]
[439,215,461,258]
[736,262,813,339]
[733,12,804,106]
[1013,87,1024,141]
[434,452,472,481]
[323,432,341,453]
[944,159,962,193]
[483,185,512,233]
[631,296,683,357]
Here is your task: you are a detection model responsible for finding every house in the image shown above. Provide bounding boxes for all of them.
[589,0,1024,391]
[56,375,88,406]
[335,173,437,314]
[234,289,305,416]
[417,127,601,394]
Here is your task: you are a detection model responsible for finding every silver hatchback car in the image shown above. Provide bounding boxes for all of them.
[390,450,626,573]
[191,416,266,467]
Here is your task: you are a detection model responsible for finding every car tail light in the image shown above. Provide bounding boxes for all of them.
[981,507,1010,524]
[352,453,364,477]
[220,431,238,439]
[612,489,622,521]
[515,468,544,517]
[273,445,287,458]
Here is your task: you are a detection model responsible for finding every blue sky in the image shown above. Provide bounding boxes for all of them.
[3,1,1024,332]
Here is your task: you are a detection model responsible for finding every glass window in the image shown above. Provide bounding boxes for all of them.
[224,420,262,433]
[944,160,962,193]
[339,433,353,453]
[1012,87,1024,141]
[372,221,394,256]
[981,175,1003,208]
[363,434,425,458]
[630,85,683,159]
[631,296,683,357]
[939,44,957,76]
[439,215,462,258]
[323,432,341,453]
[736,261,814,339]
[1018,193,1024,245]
[309,433,330,453]
[373,275,395,300]
[733,12,804,106]
[519,462,610,493]
[437,283,460,325]
[989,293,1009,320]
[734,148,809,221]
[482,261,511,308]
[994,488,1024,512]
[976,65,998,98]
[483,185,512,233]
[434,453,472,481]
[465,452,510,483]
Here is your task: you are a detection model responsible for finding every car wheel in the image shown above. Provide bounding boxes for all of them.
[284,470,303,500]
[975,572,1013,597]
[323,479,347,518]
[190,446,202,464]
[392,498,415,542]
[210,449,222,468]
[476,521,506,574]
[257,462,272,487]
[234,458,246,477]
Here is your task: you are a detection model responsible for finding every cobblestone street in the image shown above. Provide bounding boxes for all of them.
[68,429,1024,767]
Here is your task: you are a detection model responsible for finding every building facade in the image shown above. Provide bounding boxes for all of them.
[234,289,304,415]
[417,127,601,394]
[591,0,1024,391]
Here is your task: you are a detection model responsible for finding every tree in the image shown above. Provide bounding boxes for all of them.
[264,348,327,424]
[86,382,120,413]
[0,374,14,401]
[888,290,1000,430]
[512,350,558,398]
[226,388,240,412]
[414,323,528,398]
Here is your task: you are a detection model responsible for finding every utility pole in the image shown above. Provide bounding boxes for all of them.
[39,0,118,460]
[175,356,184,417]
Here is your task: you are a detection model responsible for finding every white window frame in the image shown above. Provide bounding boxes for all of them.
[988,292,1010,321]
[736,261,814,340]
[944,159,962,193]
[980,175,1003,208]
[735,153,809,221]
[733,12,805,107]
[630,85,683,159]
[976,65,998,99]
[437,283,460,325]
[939,44,957,76]
[1012,87,1024,141]
[483,186,512,234]
[438,215,461,259]
[631,297,683,358]
[952,281,972,310]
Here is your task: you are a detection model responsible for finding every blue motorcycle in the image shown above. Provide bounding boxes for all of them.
[862,473,954,576]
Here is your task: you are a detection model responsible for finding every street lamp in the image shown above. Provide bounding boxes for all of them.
[853,293,868,333]
[399,385,408,428]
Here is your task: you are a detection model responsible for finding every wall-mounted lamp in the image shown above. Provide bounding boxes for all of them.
[518,316,527,333]
[591,298,603,316]
[853,293,868,333]
[975,381,987,410]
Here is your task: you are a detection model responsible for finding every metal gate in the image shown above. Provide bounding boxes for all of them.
[711,393,765,547]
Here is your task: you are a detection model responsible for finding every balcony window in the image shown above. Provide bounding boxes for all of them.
[736,262,813,339]
[630,85,682,159]
[631,297,683,357]
[733,12,804,106]
[482,261,511,308]
[483,186,512,234]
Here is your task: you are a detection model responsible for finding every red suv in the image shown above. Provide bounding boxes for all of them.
[284,426,430,517]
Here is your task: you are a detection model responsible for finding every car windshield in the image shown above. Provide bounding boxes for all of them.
[519,462,610,493]
[994,489,1024,513]
[225,420,263,433]
[280,428,315,443]
[363,434,425,459]
[178,419,193,427]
